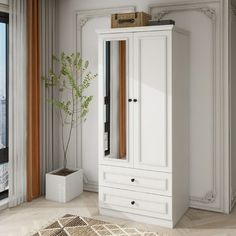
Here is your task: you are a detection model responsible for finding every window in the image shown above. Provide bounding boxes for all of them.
[0,12,9,200]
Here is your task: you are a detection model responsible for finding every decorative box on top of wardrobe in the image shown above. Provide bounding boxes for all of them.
[97,25,190,228]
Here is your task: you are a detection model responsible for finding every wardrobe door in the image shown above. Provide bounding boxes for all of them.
[133,31,172,172]
[98,33,134,168]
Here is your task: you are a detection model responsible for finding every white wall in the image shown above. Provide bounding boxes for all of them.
[56,0,229,212]
[57,0,181,54]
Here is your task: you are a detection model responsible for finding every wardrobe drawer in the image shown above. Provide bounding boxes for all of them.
[99,165,172,196]
[99,187,172,220]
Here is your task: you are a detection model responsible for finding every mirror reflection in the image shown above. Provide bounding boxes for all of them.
[104,40,127,160]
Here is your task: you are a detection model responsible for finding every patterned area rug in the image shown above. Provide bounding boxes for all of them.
[32,214,159,236]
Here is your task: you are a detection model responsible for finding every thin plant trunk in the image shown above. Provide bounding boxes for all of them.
[61,83,76,170]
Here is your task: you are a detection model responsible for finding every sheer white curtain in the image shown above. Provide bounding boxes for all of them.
[40,0,58,194]
[8,0,27,207]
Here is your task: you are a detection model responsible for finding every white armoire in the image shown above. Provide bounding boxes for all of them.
[97,25,190,228]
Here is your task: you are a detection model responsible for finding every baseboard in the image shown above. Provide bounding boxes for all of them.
[230,190,236,211]
[0,198,8,211]
[231,198,236,211]
[99,208,174,228]
[189,204,223,213]
[84,181,98,192]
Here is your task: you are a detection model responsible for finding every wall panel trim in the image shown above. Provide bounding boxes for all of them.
[75,6,136,192]
[150,0,226,212]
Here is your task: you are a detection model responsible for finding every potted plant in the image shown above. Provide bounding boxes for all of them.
[42,53,96,202]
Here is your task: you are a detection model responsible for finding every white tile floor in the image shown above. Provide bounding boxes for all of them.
[0,192,236,236]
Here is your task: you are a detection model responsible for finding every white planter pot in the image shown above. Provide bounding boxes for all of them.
[46,168,83,203]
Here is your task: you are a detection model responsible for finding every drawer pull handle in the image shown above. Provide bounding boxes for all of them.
[131,178,135,182]
[131,201,135,205]
[118,18,135,24]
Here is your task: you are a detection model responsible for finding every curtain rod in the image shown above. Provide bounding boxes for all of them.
[0,3,9,13]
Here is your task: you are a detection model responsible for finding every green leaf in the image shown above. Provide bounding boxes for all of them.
[84,60,89,69]
[52,55,59,62]
[42,52,97,166]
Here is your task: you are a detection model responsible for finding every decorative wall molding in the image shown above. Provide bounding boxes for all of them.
[154,6,216,21]
[76,6,136,32]
[199,7,216,20]
[75,6,136,192]
[191,191,216,204]
[150,0,223,210]
[72,1,226,212]
[79,18,88,28]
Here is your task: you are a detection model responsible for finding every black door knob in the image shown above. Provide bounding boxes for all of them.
[131,201,135,205]
[131,178,135,182]
[133,99,138,102]
[128,98,133,102]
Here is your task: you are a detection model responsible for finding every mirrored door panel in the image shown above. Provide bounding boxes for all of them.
[104,40,128,160]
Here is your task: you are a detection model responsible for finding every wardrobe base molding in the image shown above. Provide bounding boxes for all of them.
[99,209,175,228]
